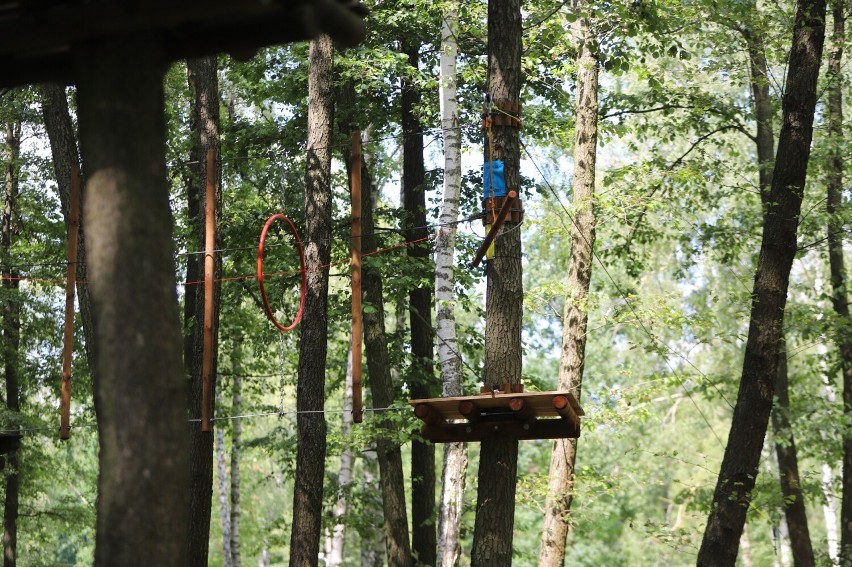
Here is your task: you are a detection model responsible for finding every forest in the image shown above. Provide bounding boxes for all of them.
[0,0,848,565]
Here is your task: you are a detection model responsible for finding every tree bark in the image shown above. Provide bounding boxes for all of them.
[825,1,852,562]
[435,5,467,566]
[326,346,356,567]
[360,139,414,567]
[2,118,20,567]
[401,35,437,567]
[538,4,599,565]
[697,0,826,562]
[215,425,233,567]
[75,37,190,566]
[772,336,815,566]
[186,54,221,567]
[230,373,242,567]
[742,18,814,565]
[360,448,386,567]
[289,33,334,567]
[470,0,523,564]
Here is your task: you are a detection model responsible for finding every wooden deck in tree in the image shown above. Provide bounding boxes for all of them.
[409,390,583,443]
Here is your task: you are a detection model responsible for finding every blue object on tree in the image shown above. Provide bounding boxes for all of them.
[483,160,507,198]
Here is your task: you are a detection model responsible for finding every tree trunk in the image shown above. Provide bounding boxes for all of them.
[39,83,99,392]
[825,1,852,562]
[697,0,826,562]
[76,37,190,566]
[289,33,334,567]
[470,0,523,564]
[435,6,467,566]
[186,54,221,567]
[401,35,437,567]
[360,137,414,567]
[215,425,233,567]
[2,118,20,567]
[230,373,242,567]
[771,336,815,566]
[360,449,386,567]
[538,4,599,565]
[822,461,840,562]
[743,18,814,565]
[326,346,356,567]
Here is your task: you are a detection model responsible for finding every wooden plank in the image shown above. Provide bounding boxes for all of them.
[419,418,580,443]
[350,131,363,423]
[409,391,584,421]
[59,164,81,440]
[200,148,216,432]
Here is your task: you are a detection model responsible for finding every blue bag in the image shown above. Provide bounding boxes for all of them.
[482,160,507,198]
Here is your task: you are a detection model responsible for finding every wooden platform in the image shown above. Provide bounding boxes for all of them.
[409,388,583,443]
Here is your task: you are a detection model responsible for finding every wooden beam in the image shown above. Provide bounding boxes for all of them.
[471,190,517,267]
[200,148,217,432]
[414,403,443,426]
[59,164,81,440]
[458,400,482,423]
[552,394,581,431]
[350,131,363,423]
[508,397,535,421]
[420,418,580,443]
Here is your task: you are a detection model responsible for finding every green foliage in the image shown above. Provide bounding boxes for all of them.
[0,0,849,563]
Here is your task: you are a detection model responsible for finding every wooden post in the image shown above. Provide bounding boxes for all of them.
[350,131,363,423]
[201,148,216,432]
[552,394,581,431]
[471,190,517,268]
[60,165,81,440]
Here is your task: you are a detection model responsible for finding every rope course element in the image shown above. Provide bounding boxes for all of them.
[257,212,307,332]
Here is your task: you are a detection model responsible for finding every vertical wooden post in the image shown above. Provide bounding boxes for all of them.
[201,148,216,432]
[60,165,81,440]
[350,131,363,423]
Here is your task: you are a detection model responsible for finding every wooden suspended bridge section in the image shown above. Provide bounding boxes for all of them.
[410,385,583,443]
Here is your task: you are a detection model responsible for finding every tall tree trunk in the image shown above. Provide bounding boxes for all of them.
[215,425,233,567]
[230,373,242,567]
[360,136,414,567]
[538,4,599,565]
[186,54,222,567]
[822,460,840,561]
[2,118,20,567]
[435,5,467,566]
[697,0,826,562]
[326,346,357,567]
[825,1,852,561]
[772,335,815,565]
[289,33,334,567]
[39,83,99,393]
[743,19,814,564]
[76,37,190,566]
[401,35,437,567]
[470,0,523,564]
[360,448,386,567]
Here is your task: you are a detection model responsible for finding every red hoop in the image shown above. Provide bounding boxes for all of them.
[257,212,307,332]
